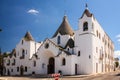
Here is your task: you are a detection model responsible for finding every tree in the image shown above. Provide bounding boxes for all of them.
[115,61,119,68]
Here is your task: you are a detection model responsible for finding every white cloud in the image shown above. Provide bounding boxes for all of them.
[116,34,120,43]
[114,50,120,58]
[118,39,120,42]
[27,9,39,15]
[116,34,120,38]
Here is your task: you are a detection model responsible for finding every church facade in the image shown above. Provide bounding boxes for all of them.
[3,8,114,76]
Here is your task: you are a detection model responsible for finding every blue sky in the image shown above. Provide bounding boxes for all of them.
[0,0,120,57]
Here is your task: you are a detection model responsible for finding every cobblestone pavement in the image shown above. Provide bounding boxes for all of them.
[0,70,120,80]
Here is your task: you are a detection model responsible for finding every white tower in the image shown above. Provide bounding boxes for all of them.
[75,5,95,74]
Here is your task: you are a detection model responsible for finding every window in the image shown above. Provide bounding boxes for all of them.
[96,47,98,53]
[78,51,80,56]
[108,43,109,48]
[92,23,94,32]
[20,49,25,59]
[62,58,66,66]
[67,48,69,51]
[42,63,45,69]
[102,37,104,42]
[105,40,107,45]
[26,50,27,54]
[32,71,35,75]
[83,22,88,31]
[12,59,15,65]
[11,69,13,72]
[33,61,36,67]
[22,49,25,57]
[17,67,19,72]
[45,43,49,49]
[89,55,91,59]
[22,49,25,56]
[99,33,101,39]
[14,59,15,63]
[57,36,61,44]
[96,30,98,37]
[25,66,27,72]
[7,59,10,66]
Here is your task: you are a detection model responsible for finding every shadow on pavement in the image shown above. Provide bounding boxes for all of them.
[115,73,120,76]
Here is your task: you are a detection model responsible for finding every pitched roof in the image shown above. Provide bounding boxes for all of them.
[81,9,92,18]
[24,31,34,41]
[52,16,74,37]
[64,38,74,48]
[57,50,72,57]
[9,48,16,58]
[11,49,16,55]
[32,54,38,59]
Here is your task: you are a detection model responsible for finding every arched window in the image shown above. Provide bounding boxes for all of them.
[62,58,66,66]
[83,22,88,31]
[22,49,25,56]
[12,59,15,65]
[8,59,10,64]
[33,61,36,67]
[67,48,69,51]
[22,49,25,54]
[11,69,13,72]
[78,51,80,56]
[13,59,15,63]
[7,59,10,65]
[57,36,61,44]
[17,67,19,72]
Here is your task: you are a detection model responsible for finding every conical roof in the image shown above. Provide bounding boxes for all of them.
[81,9,92,18]
[24,31,34,41]
[52,16,74,37]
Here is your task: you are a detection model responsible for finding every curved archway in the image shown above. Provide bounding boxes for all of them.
[47,57,55,74]
[62,58,66,65]
[20,65,24,75]
[83,22,88,31]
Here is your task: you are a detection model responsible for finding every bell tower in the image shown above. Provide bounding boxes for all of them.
[75,4,95,74]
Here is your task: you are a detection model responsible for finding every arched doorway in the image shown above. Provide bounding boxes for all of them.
[47,57,55,74]
[7,69,10,76]
[20,65,24,76]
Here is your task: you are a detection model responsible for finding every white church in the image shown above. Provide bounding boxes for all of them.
[4,6,114,76]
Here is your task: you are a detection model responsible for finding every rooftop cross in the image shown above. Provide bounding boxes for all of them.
[86,3,88,9]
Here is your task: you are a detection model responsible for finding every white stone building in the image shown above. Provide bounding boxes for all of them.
[3,7,114,76]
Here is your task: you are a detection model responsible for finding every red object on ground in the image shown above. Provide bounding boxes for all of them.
[51,73,60,80]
